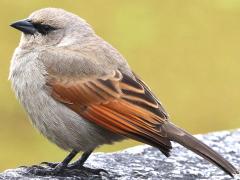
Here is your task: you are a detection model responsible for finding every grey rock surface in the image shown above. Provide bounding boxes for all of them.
[0,129,239,180]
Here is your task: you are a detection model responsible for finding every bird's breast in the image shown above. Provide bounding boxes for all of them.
[9,49,53,136]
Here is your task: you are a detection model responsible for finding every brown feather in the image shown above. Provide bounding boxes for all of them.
[47,70,172,153]
[47,70,239,176]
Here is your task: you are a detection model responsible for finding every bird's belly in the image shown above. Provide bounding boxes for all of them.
[17,83,124,151]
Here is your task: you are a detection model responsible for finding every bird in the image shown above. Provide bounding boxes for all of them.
[9,8,238,177]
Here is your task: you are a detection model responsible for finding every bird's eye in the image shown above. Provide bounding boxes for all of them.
[33,23,56,35]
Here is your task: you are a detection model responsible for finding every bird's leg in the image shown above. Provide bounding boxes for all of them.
[42,150,93,169]
[68,150,93,168]
[39,150,107,175]
[68,150,108,174]
[30,150,78,175]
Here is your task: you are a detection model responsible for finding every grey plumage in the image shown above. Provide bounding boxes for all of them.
[9,8,238,177]
[9,8,126,151]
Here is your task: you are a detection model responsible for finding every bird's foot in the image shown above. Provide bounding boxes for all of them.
[27,162,65,176]
[68,164,108,174]
[41,161,107,174]
[30,162,107,176]
[40,161,59,168]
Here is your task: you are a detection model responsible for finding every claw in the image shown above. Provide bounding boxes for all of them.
[84,167,108,174]
[68,164,108,175]
[22,162,108,177]
[40,162,59,168]
[24,162,65,176]
[31,165,44,169]
[26,166,63,176]
[19,165,28,168]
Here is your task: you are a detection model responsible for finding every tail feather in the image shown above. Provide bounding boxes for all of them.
[162,122,239,177]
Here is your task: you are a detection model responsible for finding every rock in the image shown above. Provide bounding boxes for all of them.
[0,129,239,180]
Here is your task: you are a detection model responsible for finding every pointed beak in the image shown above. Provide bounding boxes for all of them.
[10,19,37,35]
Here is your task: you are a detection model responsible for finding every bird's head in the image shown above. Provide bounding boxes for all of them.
[10,8,94,48]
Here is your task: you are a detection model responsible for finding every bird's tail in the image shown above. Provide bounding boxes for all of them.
[162,122,239,177]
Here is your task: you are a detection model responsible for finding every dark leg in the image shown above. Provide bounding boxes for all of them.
[54,150,78,170]
[39,149,107,175]
[42,150,92,169]
[68,149,108,174]
[30,150,78,175]
[69,150,93,168]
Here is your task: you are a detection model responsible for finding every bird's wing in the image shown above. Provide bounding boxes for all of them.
[47,70,172,155]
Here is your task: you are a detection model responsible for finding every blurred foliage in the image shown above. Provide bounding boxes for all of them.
[0,0,240,171]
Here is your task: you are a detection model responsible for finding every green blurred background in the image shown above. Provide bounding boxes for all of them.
[0,0,240,171]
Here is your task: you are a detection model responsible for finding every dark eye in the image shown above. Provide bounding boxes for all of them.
[33,23,56,35]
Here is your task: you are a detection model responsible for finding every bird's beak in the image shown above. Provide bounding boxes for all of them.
[10,19,37,35]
